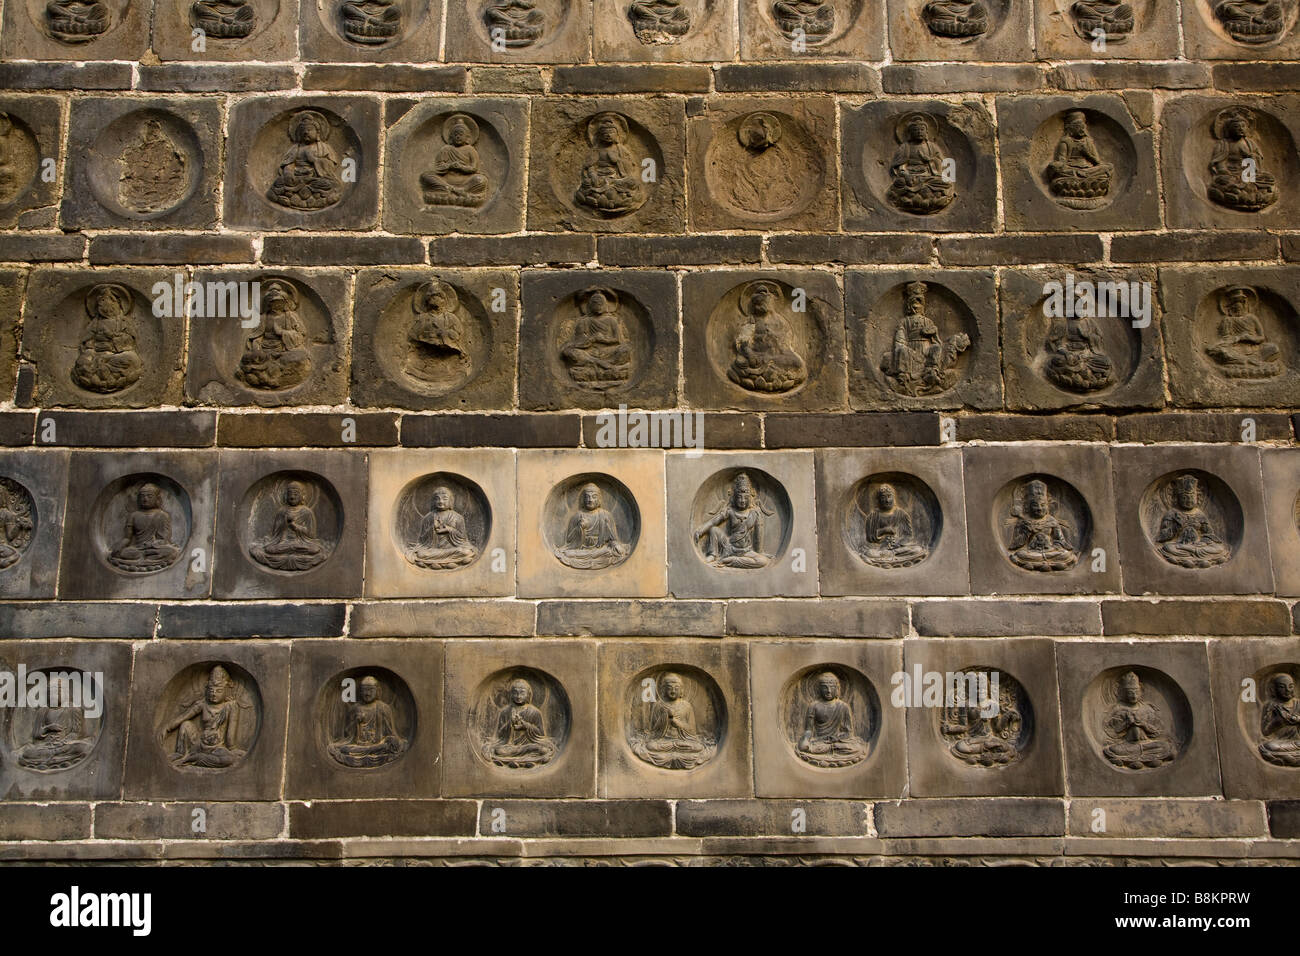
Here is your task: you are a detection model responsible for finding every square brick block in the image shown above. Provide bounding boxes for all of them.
[904,638,1065,796]
[446,0,592,63]
[23,268,185,409]
[1036,0,1178,59]
[384,97,526,236]
[1209,638,1300,798]
[964,444,1120,595]
[751,640,907,798]
[443,639,596,797]
[598,640,751,798]
[521,269,679,410]
[846,268,1000,411]
[0,449,69,599]
[124,641,290,801]
[687,96,838,232]
[595,0,736,61]
[366,448,516,598]
[60,450,218,600]
[186,269,350,407]
[0,96,62,229]
[351,267,518,411]
[1262,449,1300,596]
[286,639,443,799]
[1057,640,1221,797]
[214,449,368,599]
[0,640,131,800]
[841,99,996,233]
[1112,445,1273,596]
[682,270,846,412]
[301,0,441,61]
[516,449,667,598]
[666,451,818,598]
[816,446,969,596]
[740,0,884,59]
[887,0,1032,61]
[1183,0,1300,59]
[1001,266,1164,411]
[2,0,148,60]
[153,0,299,60]
[224,96,380,232]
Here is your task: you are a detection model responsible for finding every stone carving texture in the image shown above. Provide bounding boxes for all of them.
[9,667,100,772]
[3,0,148,59]
[627,668,721,770]
[395,472,489,571]
[1000,476,1084,572]
[320,669,413,769]
[1145,471,1235,569]
[692,469,789,570]
[784,667,874,768]
[939,668,1031,767]
[0,98,59,228]
[476,668,568,769]
[157,663,261,770]
[545,474,637,570]
[246,474,339,573]
[1090,668,1187,770]
[846,473,939,570]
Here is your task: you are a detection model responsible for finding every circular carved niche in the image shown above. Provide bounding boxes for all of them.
[1139,469,1242,570]
[991,473,1091,573]
[933,665,1034,768]
[758,0,861,45]
[319,0,428,46]
[862,280,978,399]
[372,277,491,400]
[542,472,639,570]
[843,472,941,570]
[315,666,415,770]
[1181,106,1297,212]
[704,278,826,398]
[247,107,363,213]
[237,470,343,575]
[624,664,725,771]
[625,0,714,44]
[702,110,826,222]
[1020,278,1143,397]
[56,281,163,400]
[0,113,40,207]
[0,476,36,572]
[1082,665,1191,771]
[4,666,103,773]
[187,0,279,40]
[93,472,191,576]
[862,111,974,218]
[689,466,793,569]
[1245,664,1300,767]
[916,0,1012,41]
[403,109,508,214]
[1198,0,1298,47]
[154,661,262,772]
[780,664,879,769]
[470,666,571,771]
[392,471,491,572]
[31,0,128,42]
[549,111,663,221]
[475,0,571,48]
[86,109,203,220]
[1194,283,1297,382]
[1047,0,1158,44]
[546,285,654,397]
[1028,109,1136,213]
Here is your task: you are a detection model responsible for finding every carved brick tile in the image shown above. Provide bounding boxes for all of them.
[446,0,593,63]
[886,0,1032,61]
[153,0,300,60]
[1209,638,1300,798]
[739,0,884,59]
[0,96,62,229]
[1036,0,1178,59]
[0,449,69,599]
[301,0,442,61]
[1262,449,1300,596]
[595,0,736,61]
[2,0,149,60]
[1182,0,1300,59]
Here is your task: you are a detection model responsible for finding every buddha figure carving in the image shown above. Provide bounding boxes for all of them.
[420,114,489,208]
[482,0,545,46]
[1205,286,1282,378]
[250,480,329,572]
[0,480,34,571]
[1006,478,1078,572]
[880,281,969,397]
[561,287,633,390]
[627,0,691,43]
[164,666,248,769]
[339,0,403,43]
[1045,111,1113,210]
[405,485,478,570]
[920,0,988,37]
[555,482,630,570]
[1214,0,1285,42]
[118,119,188,215]
[237,278,312,391]
[404,279,469,385]
[727,280,807,394]
[941,679,1022,766]
[44,0,109,41]
[772,0,834,42]
[485,678,556,769]
[631,672,716,770]
[1154,473,1231,569]
[1044,310,1115,392]
[696,472,774,569]
[1069,0,1133,40]
[886,113,955,215]
[853,482,929,568]
[328,675,407,768]
[72,283,143,395]
[723,112,804,217]
[1208,108,1278,213]
[107,483,182,573]
[14,692,95,771]
[191,0,255,38]
[574,112,646,218]
[1101,671,1177,769]
[268,110,343,211]
[1258,673,1300,766]
[796,672,868,768]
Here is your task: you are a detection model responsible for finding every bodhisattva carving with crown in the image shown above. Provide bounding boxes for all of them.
[796,672,868,768]
[887,112,955,215]
[163,665,251,769]
[0,479,34,571]
[631,672,716,770]
[1006,478,1079,572]
[1208,107,1279,213]
[1153,473,1231,568]
[695,472,774,569]
[880,280,969,396]
[1044,303,1115,392]
[268,110,344,211]
[484,678,557,769]
[1102,671,1177,769]
[328,675,407,768]
[941,676,1022,766]
[1045,111,1113,210]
